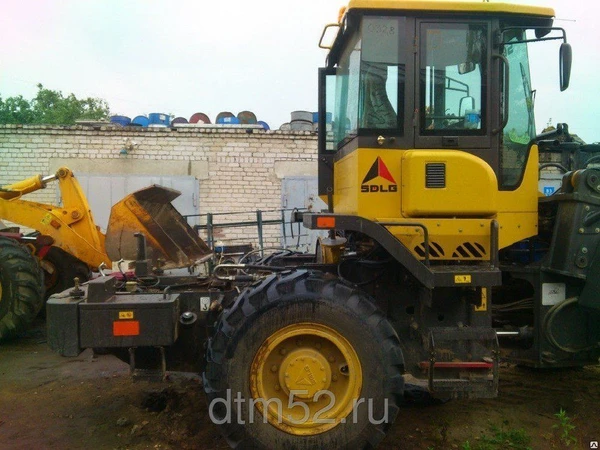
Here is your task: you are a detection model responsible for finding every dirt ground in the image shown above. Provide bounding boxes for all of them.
[1,321,599,450]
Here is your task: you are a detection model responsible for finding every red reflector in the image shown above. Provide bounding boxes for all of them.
[113,320,140,336]
[316,216,335,228]
[419,361,493,370]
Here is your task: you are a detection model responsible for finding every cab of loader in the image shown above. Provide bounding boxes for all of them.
[317,0,571,233]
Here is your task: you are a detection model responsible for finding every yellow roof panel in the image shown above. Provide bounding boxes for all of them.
[346,0,554,17]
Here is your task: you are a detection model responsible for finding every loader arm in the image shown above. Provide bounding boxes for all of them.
[0,167,111,270]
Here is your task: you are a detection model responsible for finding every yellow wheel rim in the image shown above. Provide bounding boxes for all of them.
[250,323,362,436]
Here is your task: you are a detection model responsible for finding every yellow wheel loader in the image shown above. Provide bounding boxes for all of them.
[46,1,600,448]
[0,167,211,339]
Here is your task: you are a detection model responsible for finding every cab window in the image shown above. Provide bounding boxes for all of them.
[332,16,407,149]
[419,23,487,134]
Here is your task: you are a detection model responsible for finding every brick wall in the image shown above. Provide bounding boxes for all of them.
[0,124,318,249]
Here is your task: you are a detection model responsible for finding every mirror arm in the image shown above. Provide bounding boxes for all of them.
[499,27,568,45]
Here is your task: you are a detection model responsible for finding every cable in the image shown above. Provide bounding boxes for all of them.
[584,155,600,168]
[117,259,128,282]
[238,247,296,265]
[542,297,598,353]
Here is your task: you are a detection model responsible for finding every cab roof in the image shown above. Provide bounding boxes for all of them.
[346,0,554,18]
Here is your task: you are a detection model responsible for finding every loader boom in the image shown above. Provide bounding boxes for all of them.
[0,167,110,270]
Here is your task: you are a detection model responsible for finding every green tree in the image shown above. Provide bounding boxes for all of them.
[0,84,110,125]
[0,94,35,124]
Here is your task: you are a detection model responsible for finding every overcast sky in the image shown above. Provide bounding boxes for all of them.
[0,0,598,142]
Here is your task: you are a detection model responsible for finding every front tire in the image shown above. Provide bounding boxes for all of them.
[41,246,90,299]
[204,270,404,449]
[0,237,44,340]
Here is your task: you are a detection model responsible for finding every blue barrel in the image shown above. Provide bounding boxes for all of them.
[216,111,235,123]
[312,112,333,124]
[110,115,131,126]
[217,116,241,125]
[132,115,150,127]
[148,113,170,127]
[257,121,270,130]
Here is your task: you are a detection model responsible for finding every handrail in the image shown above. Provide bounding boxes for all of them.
[379,222,431,266]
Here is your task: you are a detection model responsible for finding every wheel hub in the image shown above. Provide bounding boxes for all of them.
[279,349,332,399]
[250,322,362,436]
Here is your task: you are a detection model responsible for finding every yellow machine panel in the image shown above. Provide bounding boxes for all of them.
[401,150,497,218]
[334,149,403,218]
[333,146,540,260]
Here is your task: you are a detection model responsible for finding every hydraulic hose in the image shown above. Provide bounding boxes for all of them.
[542,297,599,353]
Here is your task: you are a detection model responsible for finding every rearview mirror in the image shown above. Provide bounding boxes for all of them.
[458,62,476,75]
[559,43,572,91]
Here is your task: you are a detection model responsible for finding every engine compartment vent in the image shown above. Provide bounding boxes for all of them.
[426,163,446,188]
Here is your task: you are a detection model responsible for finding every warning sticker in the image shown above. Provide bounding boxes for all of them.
[118,311,134,320]
[475,288,488,311]
[454,275,472,284]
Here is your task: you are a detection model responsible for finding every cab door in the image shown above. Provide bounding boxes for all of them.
[414,20,496,168]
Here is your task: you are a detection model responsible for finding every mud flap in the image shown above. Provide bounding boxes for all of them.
[105,185,212,269]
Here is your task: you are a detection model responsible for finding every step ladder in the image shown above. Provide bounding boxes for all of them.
[420,327,499,399]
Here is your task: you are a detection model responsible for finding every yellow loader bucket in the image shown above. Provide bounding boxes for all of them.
[105,185,212,269]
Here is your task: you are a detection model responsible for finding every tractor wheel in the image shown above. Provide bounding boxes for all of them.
[204,270,404,449]
[41,246,90,299]
[0,237,44,340]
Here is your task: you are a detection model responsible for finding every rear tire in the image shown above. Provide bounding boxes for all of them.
[0,237,44,340]
[41,246,90,299]
[204,270,404,449]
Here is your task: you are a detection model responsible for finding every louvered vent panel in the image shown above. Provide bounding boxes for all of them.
[426,163,446,188]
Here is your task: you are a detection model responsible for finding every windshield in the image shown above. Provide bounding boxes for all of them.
[501,33,535,188]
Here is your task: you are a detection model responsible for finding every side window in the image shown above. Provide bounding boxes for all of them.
[359,16,407,132]
[501,35,535,188]
[420,23,487,134]
[331,16,407,149]
[333,35,361,147]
